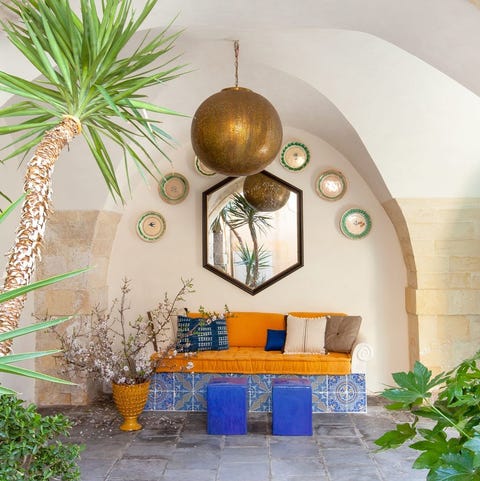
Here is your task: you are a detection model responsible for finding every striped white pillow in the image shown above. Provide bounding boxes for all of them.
[283,315,327,354]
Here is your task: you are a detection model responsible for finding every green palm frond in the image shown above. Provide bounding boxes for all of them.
[0,317,77,395]
[235,244,271,270]
[0,192,22,218]
[0,197,83,393]
[226,193,273,235]
[0,0,187,202]
[0,267,90,305]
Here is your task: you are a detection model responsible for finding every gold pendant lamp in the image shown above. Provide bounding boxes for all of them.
[191,41,283,176]
[243,172,290,212]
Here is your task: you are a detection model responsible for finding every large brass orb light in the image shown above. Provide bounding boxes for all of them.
[243,172,290,212]
[191,87,283,176]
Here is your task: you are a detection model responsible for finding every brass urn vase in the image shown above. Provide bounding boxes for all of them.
[112,380,150,431]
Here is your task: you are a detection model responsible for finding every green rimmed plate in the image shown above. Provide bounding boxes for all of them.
[158,172,189,204]
[136,211,166,242]
[280,141,310,172]
[194,156,216,176]
[316,170,347,201]
[340,208,372,239]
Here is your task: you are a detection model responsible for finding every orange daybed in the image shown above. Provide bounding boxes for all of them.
[156,311,368,376]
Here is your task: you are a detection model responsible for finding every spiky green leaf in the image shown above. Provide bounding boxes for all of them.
[0,0,186,202]
[0,267,90,305]
[0,316,71,343]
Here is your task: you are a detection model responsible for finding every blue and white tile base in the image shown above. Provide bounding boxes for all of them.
[145,373,366,413]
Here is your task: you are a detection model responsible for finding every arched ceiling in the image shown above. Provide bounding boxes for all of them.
[141,0,480,98]
[1,1,480,203]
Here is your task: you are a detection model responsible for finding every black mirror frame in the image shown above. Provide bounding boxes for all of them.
[202,170,304,295]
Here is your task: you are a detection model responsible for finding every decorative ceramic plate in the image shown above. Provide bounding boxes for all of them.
[158,172,189,204]
[280,142,310,172]
[136,211,166,242]
[316,170,347,201]
[340,208,372,239]
[194,156,216,176]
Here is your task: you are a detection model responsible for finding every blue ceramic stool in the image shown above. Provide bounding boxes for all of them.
[272,378,313,436]
[207,377,248,435]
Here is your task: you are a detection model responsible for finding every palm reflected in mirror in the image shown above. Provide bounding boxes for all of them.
[202,171,303,295]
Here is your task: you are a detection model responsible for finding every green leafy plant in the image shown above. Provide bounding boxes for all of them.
[0,394,82,481]
[0,0,186,353]
[210,192,273,287]
[0,197,83,477]
[375,351,480,481]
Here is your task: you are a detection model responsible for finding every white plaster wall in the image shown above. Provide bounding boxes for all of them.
[3,4,477,399]
[242,29,480,199]
[107,127,408,394]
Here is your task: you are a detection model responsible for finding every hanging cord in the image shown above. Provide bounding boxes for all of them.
[234,40,239,87]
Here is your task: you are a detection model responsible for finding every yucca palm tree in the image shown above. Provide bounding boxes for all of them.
[0,0,185,355]
[235,244,271,288]
[211,193,273,287]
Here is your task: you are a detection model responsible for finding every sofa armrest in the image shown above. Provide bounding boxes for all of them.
[351,340,373,374]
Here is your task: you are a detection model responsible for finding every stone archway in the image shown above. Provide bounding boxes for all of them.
[34,210,121,405]
[384,198,480,373]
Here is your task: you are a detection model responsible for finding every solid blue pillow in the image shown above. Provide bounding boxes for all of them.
[265,329,286,351]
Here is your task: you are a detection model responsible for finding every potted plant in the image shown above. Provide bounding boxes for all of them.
[375,351,480,480]
[55,278,196,431]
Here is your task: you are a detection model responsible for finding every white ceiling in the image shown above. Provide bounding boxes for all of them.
[2,1,480,201]
[143,0,480,98]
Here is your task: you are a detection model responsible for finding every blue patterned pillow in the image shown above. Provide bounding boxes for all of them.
[176,316,229,353]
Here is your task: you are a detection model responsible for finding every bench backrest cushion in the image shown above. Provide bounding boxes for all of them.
[325,315,362,353]
[227,312,285,347]
[289,312,360,354]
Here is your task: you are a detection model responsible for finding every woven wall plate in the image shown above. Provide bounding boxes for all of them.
[136,211,166,242]
[316,170,347,201]
[194,156,216,176]
[280,141,310,172]
[340,208,372,239]
[158,173,189,204]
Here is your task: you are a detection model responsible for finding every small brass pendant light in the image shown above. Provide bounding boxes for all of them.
[243,172,290,212]
[191,41,283,176]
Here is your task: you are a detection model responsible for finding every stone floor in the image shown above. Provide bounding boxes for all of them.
[46,396,428,481]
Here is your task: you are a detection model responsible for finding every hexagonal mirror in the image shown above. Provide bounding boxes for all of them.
[202,170,303,295]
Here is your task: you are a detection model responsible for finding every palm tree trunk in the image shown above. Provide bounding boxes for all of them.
[248,220,260,287]
[0,116,81,356]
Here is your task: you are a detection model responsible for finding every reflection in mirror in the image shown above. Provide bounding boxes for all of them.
[202,171,303,295]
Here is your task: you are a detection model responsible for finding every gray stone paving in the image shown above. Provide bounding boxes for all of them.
[61,397,428,481]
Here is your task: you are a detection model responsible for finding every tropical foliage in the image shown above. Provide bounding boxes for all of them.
[0,0,184,187]
[0,0,185,353]
[211,193,272,287]
[0,394,82,481]
[375,352,480,481]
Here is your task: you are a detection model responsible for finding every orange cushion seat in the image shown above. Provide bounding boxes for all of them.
[156,346,352,375]
[157,311,356,376]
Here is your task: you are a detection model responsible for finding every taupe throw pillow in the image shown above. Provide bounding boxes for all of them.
[325,316,362,353]
[283,315,327,354]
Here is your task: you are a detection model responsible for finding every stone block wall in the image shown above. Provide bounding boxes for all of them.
[34,210,120,405]
[384,198,480,374]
